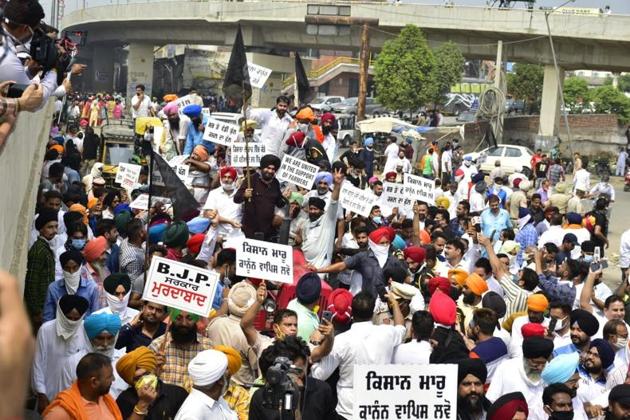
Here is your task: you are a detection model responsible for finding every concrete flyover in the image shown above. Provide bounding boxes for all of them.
[61,0,630,72]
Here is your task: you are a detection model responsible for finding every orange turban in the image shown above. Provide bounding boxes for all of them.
[418,229,431,245]
[68,204,88,225]
[83,236,108,263]
[448,268,469,287]
[214,345,242,376]
[87,198,99,210]
[465,273,488,296]
[116,346,157,386]
[49,144,64,155]
[193,145,209,161]
[163,94,178,102]
[527,294,549,312]
[295,107,316,122]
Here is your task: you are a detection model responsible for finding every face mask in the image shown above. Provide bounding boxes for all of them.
[463,293,476,305]
[582,255,593,263]
[372,216,382,225]
[221,181,235,192]
[71,238,86,250]
[55,304,83,340]
[298,123,309,134]
[548,411,574,420]
[106,290,131,315]
[554,316,568,332]
[63,270,81,295]
[615,337,628,351]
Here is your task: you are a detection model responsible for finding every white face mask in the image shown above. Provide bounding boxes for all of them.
[368,239,390,268]
[106,290,131,315]
[615,337,628,351]
[554,316,567,332]
[221,181,235,192]
[298,123,309,134]
[63,270,81,295]
[55,304,83,340]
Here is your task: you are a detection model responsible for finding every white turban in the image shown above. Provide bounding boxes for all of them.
[188,349,228,387]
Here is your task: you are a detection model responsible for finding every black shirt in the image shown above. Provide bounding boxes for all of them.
[234,172,285,240]
[116,322,167,352]
[82,133,100,160]
[535,160,549,178]
[116,381,188,420]
[249,377,336,420]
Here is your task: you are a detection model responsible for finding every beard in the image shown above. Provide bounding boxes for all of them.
[523,360,542,382]
[322,126,331,135]
[171,325,197,343]
[261,171,274,182]
[463,292,476,305]
[458,393,483,414]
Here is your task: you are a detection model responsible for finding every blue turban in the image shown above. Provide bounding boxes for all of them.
[314,172,333,187]
[364,137,374,147]
[541,352,579,384]
[148,223,168,244]
[84,312,122,339]
[182,104,202,118]
[187,216,210,234]
[113,203,131,217]
[392,234,406,251]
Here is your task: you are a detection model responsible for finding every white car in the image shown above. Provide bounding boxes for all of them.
[310,96,345,112]
[463,145,534,174]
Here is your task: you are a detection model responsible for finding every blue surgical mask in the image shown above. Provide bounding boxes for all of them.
[71,238,87,250]
[372,216,382,225]
[583,255,593,263]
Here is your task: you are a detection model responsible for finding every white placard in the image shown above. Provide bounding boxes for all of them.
[353,364,458,420]
[248,63,272,89]
[173,164,190,183]
[236,238,293,284]
[403,173,436,206]
[115,163,142,191]
[230,142,266,168]
[381,181,414,214]
[276,155,319,190]
[339,182,377,217]
[202,118,240,146]
[143,256,219,317]
[175,95,193,113]
[129,194,172,210]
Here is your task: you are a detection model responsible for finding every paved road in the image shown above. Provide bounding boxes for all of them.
[601,176,628,287]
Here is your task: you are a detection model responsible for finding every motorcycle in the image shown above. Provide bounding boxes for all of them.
[625,168,630,192]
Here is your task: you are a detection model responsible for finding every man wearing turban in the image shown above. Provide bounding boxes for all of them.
[578,339,615,401]
[234,154,286,241]
[457,358,491,420]
[175,349,237,419]
[94,273,139,325]
[487,336,553,408]
[163,221,189,261]
[182,104,215,157]
[203,166,244,241]
[554,309,600,357]
[115,346,188,419]
[83,236,111,308]
[508,292,550,359]
[33,295,90,410]
[185,145,213,204]
[487,392,528,420]
[457,273,488,327]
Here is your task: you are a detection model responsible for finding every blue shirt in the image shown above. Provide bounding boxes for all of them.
[183,115,215,155]
[515,223,539,266]
[42,276,101,322]
[553,343,578,357]
[106,243,120,275]
[480,208,512,242]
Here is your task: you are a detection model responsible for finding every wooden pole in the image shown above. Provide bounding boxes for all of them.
[242,84,252,195]
[357,23,370,122]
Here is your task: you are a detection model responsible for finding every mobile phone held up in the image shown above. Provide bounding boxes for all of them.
[6,83,29,99]
[321,310,333,323]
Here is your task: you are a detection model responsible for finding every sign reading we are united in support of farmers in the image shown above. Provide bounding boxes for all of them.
[276,155,319,190]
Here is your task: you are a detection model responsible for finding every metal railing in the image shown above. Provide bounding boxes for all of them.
[282,56,373,88]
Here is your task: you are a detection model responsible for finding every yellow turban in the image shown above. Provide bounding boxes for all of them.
[448,268,469,287]
[68,203,88,225]
[435,196,451,209]
[527,293,549,313]
[214,345,242,376]
[465,273,488,296]
[116,346,157,386]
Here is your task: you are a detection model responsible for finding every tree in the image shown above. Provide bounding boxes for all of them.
[590,85,630,123]
[617,74,630,93]
[431,41,465,104]
[563,76,590,113]
[506,64,544,113]
[373,25,436,114]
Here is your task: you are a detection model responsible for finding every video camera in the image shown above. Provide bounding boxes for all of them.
[261,357,301,413]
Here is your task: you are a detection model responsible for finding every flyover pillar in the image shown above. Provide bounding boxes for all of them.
[537,64,564,142]
[126,43,154,99]
[92,45,115,93]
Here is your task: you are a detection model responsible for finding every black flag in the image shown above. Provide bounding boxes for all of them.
[150,151,200,222]
[223,25,252,103]
[295,52,313,105]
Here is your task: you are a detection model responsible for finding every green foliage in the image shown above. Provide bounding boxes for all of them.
[563,76,590,113]
[373,25,436,113]
[506,64,544,112]
[617,74,630,93]
[590,85,630,123]
[431,41,465,103]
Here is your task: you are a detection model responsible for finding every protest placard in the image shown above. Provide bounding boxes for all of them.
[143,256,219,317]
[230,142,266,168]
[340,182,377,217]
[173,164,190,183]
[115,163,142,191]
[276,155,319,190]
[202,118,240,146]
[354,364,457,420]
[404,173,436,205]
[247,63,272,89]
[175,95,193,111]
[236,238,293,284]
[381,181,414,214]
[129,194,171,210]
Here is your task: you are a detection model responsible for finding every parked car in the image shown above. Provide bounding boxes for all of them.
[310,96,345,112]
[334,113,358,148]
[332,97,389,116]
[505,98,526,114]
[463,145,534,174]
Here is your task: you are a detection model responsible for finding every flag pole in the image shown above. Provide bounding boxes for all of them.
[242,82,252,200]
[146,148,154,262]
